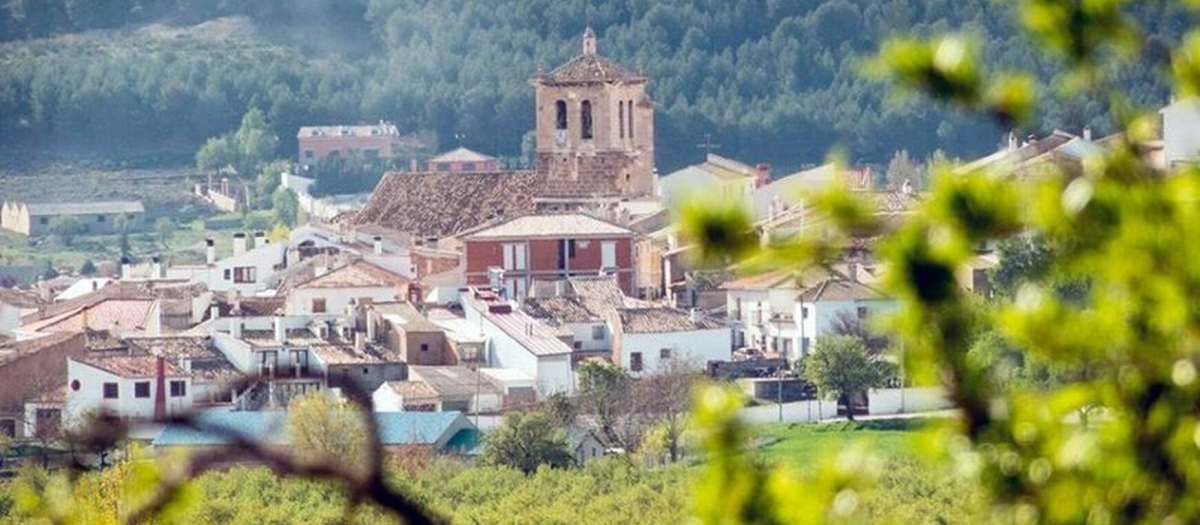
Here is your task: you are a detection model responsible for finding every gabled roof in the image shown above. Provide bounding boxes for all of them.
[407,366,503,398]
[294,260,408,290]
[352,170,540,238]
[0,332,83,367]
[523,296,599,324]
[0,288,46,309]
[72,354,187,379]
[797,278,885,302]
[617,307,726,334]
[428,147,496,164]
[459,213,632,240]
[20,298,158,334]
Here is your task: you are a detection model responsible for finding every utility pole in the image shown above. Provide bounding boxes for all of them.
[777,366,784,423]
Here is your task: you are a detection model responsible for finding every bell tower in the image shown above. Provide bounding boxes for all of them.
[532,28,655,199]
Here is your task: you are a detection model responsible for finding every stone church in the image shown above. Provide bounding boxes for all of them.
[353,29,657,239]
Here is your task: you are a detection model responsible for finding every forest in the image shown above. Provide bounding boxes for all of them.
[0,0,1194,173]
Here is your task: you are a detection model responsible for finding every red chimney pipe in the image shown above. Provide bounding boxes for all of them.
[154,356,167,421]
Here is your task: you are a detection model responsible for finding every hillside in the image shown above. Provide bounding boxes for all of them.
[0,0,1192,173]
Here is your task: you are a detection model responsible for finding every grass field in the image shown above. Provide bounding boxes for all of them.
[754,419,924,466]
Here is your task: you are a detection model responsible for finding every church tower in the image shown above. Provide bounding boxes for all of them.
[532,28,655,199]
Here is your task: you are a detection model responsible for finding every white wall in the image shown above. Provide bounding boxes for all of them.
[536,355,574,394]
[795,298,897,359]
[565,321,610,352]
[286,286,400,316]
[1162,98,1200,167]
[740,399,839,424]
[0,302,19,337]
[621,328,732,374]
[65,360,192,423]
[195,243,287,293]
[373,383,403,412]
[470,306,574,395]
[867,387,952,415]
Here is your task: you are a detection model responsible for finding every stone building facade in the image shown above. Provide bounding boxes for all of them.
[532,28,655,199]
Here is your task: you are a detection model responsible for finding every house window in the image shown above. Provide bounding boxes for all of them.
[802,306,810,320]
[627,99,635,139]
[223,269,232,281]
[169,381,186,397]
[573,341,582,349]
[97,215,105,223]
[420,343,429,352]
[580,100,593,140]
[857,306,869,319]
[312,298,327,313]
[619,101,626,139]
[802,337,811,353]
[233,266,256,283]
[40,217,48,225]
[568,239,577,258]
[436,162,449,172]
[591,325,604,340]
[103,383,119,399]
[461,162,475,172]
[733,298,742,320]
[601,241,617,268]
[304,150,314,158]
[503,243,527,270]
[555,100,568,130]
[660,348,671,360]
[363,367,369,375]
[134,382,150,399]
[630,352,643,372]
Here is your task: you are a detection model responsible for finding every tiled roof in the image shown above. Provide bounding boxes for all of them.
[188,358,243,384]
[21,298,157,333]
[295,260,408,290]
[720,270,799,291]
[617,307,725,334]
[567,275,631,312]
[374,302,442,332]
[539,53,645,85]
[298,123,398,139]
[390,380,439,402]
[0,332,83,367]
[461,290,573,357]
[352,170,540,238]
[797,278,885,302]
[428,147,496,164]
[0,288,46,309]
[409,366,503,398]
[309,343,391,365]
[460,213,632,240]
[151,410,465,447]
[23,200,144,216]
[21,281,156,324]
[523,296,598,324]
[73,354,187,379]
[126,336,217,360]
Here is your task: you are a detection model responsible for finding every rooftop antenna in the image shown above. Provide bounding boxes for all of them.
[696,133,721,158]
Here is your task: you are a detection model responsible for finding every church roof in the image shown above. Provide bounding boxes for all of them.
[540,53,645,85]
[351,170,540,238]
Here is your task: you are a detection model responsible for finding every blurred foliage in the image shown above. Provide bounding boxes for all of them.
[802,336,894,421]
[481,409,575,474]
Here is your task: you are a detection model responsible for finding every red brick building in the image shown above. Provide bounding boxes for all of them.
[297,122,401,167]
[460,214,636,298]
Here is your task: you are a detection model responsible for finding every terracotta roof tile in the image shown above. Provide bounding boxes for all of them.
[73,354,187,379]
[353,171,540,238]
[617,308,725,334]
[296,260,408,289]
[539,53,645,85]
[460,213,632,240]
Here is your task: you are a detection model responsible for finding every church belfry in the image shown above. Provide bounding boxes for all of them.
[532,28,655,199]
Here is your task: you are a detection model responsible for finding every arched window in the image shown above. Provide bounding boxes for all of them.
[555,100,568,130]
[627,100,635,140]
[581,100,594,140]
[619,101,626,139]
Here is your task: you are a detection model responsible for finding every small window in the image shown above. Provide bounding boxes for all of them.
[103,383,119,399]
[233,266,256,283]
[461,162,475,172]
[591,325,604,341]
[40,217,49,225]
[580,100,593,140]
[134,382,150,399]
[420,343,429,352]
[660,348,671,360]
[223,269,232,281]
[312,298,327,313]
[362,367,369,375]
[627,99,635,139]
[304,150,314,158]
[802,306,810,320]
[97,215,105,223]
[555,100,568,130]
[436,163,449,172]
[127,214,136,220]
[630,352,643,372]
[619,101,626,139]
[573,341,582,349]
[169,380,186,397]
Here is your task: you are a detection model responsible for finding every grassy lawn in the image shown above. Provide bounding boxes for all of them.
[753,419,923,467]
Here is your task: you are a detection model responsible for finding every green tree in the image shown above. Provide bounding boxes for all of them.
[272,188,299,228]
[48,216,85,246]
[153,218,174,249]
[195,107,278,176]
[802,336,891,421]
[255,159,291,207]
[542,391,576,427]
[576,360,629,446]
[242,213,272,232]
[78,259,96,276]
[481,409,574,474]
[287,392,368,475]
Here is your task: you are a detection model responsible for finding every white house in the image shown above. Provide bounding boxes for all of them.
[66,354,193,423]
[372,365,503,413]
[0,289,43,338]
[1161,97,1200,170]
[168,234,287,294]
[722,270,805,358]
[794,275,896,358]
[657,154,764,212]
[612,307,731,375]
[461,289,574,395]
[283,259,410,316]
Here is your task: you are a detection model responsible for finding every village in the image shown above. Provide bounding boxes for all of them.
[1,28,1198,471]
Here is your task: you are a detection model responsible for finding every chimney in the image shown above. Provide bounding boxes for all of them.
[373,235,384,255]
[233,233,247,256]
[754,163,772,187]
[254,231,265,249]
[91,280,99,292]
[81,305,90,329]
[366,310,377,342]
[154,356,167,421]
[410,157,418,173]
[354,331,365,352]
[210,305,219,320]
[848,261,860,282]
[1083,127,1092,141]
[274,316,286,344]
[689,308,699,323]
[151,256,162,280]
[205,238,216,265]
